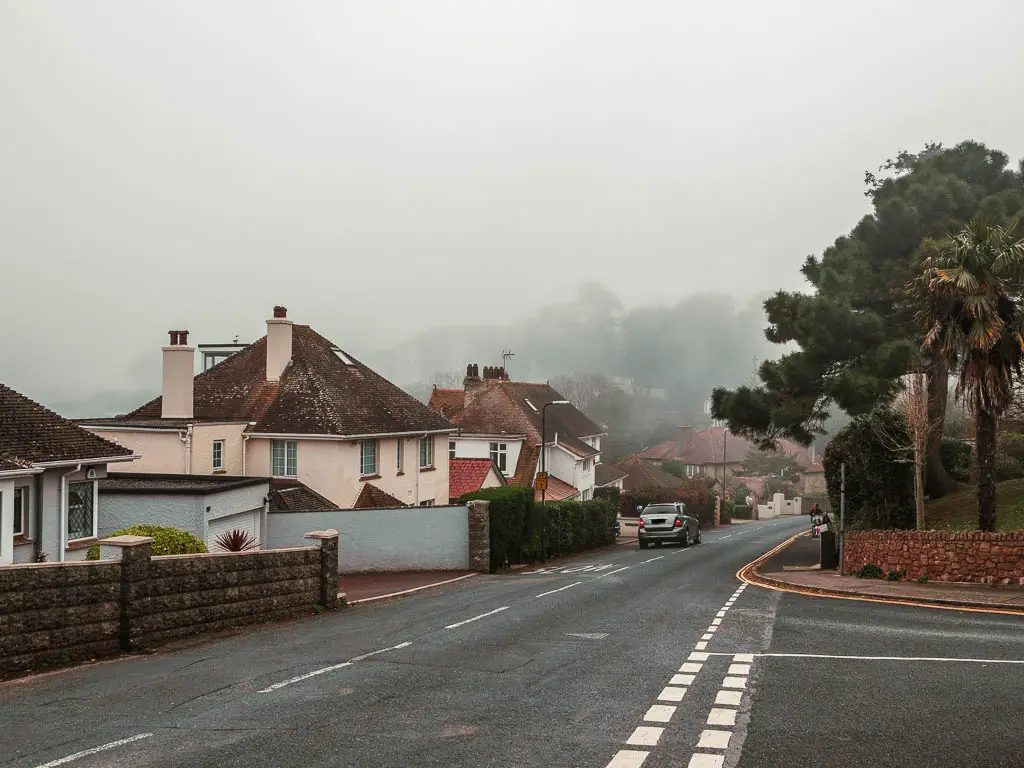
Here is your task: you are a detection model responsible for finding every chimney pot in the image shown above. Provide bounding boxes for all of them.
[168,330,178,345]
[273,306,287,319]
[178,330,189,345]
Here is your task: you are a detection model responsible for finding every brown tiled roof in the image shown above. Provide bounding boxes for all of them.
[535,475,579,501]
[615,455,686,491]
[108,325,456,438]
[429,388,465,420]
[0,457,33,473]
[595,462,628,486]
[269,479,340,512]
[0,383,134,465]
[449,457,506,500]
[352,482,406,509]
[510,441,541,489]
[501,382,604,442]
[639,428,812,468]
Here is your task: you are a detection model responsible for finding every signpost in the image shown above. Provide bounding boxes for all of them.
[839,462,846,576]
[535,472,548,492]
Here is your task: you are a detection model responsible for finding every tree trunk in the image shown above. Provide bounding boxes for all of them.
[975,403,998,532]
[914,445,926,530]
[925,357,959,497]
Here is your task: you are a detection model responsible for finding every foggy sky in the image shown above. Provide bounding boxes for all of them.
[3,0,1023,410]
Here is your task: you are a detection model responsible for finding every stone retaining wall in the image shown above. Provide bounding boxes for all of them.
[0,530,339,679]
[843,530,1024,585]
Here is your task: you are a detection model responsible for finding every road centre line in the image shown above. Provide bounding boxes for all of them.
[536,581,583,598]
[259,641,414,693]
[34,733,154,767]
[642,556,665,563]
[700,652,1024,664]
[444,606,509,629]
[606,750,650,767]
[601,566,630,578]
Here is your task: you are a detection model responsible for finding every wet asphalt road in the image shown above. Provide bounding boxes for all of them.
[2,515,1020,768]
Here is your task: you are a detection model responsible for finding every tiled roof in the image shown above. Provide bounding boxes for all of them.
[0,457,33,473]
[595,462,628,486]
[352,482,406,509]
[501,382,604,442]
[0,383,135,465]
[429,388,465,420]
[109,325,456,438]
[639,428,812,468]
[614,455,686,491]
[449,457,506,500]
[511,441,541,489]
[100,473,267,494]
[535,475,579,502]
[269,479,340,512]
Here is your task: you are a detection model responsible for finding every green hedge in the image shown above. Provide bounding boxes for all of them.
[620,479,716,526]
[732,504,753,520]
[86,525,207,560]
[459,486,618,571]
[720,499,734,525]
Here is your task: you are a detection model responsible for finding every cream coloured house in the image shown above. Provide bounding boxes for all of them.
[82,307,456,508]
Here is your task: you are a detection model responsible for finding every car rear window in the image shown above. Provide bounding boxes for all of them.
[644,505,676,513]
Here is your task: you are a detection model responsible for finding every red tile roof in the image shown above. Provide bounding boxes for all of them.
[96,325,456,438]
[535,475,579,501]
[269,479,340,512]
[352,482,406,509]
[614,455,686,491]
[449,457,506,500]
[1,383,134,465]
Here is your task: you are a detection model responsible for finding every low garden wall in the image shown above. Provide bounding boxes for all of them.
[843,530,1024,585]
[0,530,338,679]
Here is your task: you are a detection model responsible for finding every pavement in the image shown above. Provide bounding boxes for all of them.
[2,516,1022,768]
[752,527,1024,613]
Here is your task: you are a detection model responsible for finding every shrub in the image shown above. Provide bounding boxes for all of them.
[542,499,616,559]
[885,569,906,581]
[214,529,259,552]
[823,408,915,530]
[730,483,752,506]
[995,451,1024,481]
[999,432,1024,462]
[732,504,753,520]
[86,525,207,560]
[459,485,535,571]
[939,438,973,483]
[720,499,734,525]
[853,563,884,579]
[594,485,621,509]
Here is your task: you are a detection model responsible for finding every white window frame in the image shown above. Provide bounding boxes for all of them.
[419,436,434,469]
[397,437,405,473]
[13,485,29,537]
[66,480,98,542]
[449,440,456,460]
[360,439,378,477]
[212,440,224,471]
[272,440,298,477]
[419,498,435,507]
[489,442,508,474]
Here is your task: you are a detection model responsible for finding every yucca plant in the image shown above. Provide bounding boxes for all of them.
[214,528,259,552]
[908,216,1024,531]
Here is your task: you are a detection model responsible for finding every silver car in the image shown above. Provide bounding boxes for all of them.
[637,502,701,549]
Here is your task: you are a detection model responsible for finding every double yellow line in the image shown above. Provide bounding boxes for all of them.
[736,531,1024,617]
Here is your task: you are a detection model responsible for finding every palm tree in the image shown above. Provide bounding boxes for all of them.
[908,217,1024,531]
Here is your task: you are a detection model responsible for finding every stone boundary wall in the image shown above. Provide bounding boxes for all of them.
[843,530,1024,585]
[0,530,338,679]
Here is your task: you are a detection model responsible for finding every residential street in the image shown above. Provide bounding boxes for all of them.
[3,516,1022,768]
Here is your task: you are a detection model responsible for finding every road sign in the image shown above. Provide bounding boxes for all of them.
[536,472,548,491]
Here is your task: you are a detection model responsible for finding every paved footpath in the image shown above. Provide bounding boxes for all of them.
[2,515,1021,768]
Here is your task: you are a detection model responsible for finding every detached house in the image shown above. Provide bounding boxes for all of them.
[82,307,456,509]
[1,383,136,565]
[639,426,813,482]
[429,364,606,501]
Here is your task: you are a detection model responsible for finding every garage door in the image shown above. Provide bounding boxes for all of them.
[207,508,261,551]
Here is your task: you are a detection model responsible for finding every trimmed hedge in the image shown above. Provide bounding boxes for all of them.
[459,486,618,571]
[86,525,208,560]
[621,481,717,527]
[720,499,734,525]
[732,504,753,520]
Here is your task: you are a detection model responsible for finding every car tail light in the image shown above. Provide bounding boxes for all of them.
[637,518,645,528]
[673,517,683,527]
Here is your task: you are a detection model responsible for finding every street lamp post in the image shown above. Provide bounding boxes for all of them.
[540,400,570,564]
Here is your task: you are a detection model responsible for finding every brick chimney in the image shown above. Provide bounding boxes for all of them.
[162,330,194,419]
[676,425,694,458]
[464,363,485,407]
[266,305,293,382]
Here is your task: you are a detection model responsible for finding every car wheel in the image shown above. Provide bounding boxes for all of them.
[680,530,690,548]
[694,527,702,544]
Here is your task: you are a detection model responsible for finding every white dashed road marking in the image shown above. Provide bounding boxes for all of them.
[670,674,696,686]
[707,708,737,726]
[34,733,154,767]
[627,727,665,746]
[606,750,650,768]
[536,581,583,598]
[644,705,676,723]
[697,730,732,749]
[657,686,687,702]
[260,641,413,693]
[642,556,665,563]
[688,753,725,768]
[715,690,743,706]
[444,606,509,629]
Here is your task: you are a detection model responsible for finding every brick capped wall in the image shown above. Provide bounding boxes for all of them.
[0,561,122,678]
[0,530,339,680]
[843,530,1024,585]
